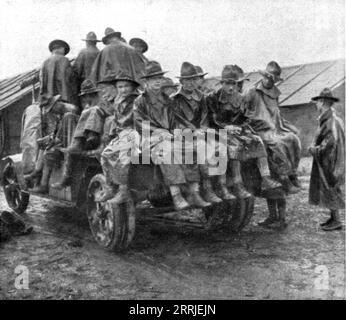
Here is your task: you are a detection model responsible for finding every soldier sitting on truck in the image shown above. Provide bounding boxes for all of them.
[28,94,77,193]
[206,65,281,196]
[97,72,141,203]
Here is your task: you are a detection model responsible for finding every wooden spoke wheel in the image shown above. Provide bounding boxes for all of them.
[2,162,29,214]
[226,196,255,233]
[86,174,136,251]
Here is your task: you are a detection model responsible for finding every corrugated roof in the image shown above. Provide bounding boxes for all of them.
[205,59,345,107]
[0,68,40,111]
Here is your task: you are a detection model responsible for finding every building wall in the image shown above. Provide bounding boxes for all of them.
[1,93,35,157]
[280,103,318,157]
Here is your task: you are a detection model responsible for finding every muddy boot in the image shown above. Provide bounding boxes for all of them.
[85,131,100,150]
[322,210,342,231]
[51,154,73,190]
[289,174,301,188]
[218,175,236,201]
[261,176,282,192]
[67,137,85,154]
[258,199,278,227]
[169,185,190,211]
[232,183,252,199]
[320,217,333,227]
[97,184,117,202]
[112,185,131,204]
[29,165,51,194]
[322,220,342,231]
[202,178,223,203]
[187,182,211,208]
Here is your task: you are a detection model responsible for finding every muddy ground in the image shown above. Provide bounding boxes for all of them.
[0,158,345,300]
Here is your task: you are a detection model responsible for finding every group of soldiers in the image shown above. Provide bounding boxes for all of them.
[22,27,344,232]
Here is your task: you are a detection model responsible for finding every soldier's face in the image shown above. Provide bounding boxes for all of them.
[162,86,177,97]
[222,81,237,94]
[146,76,163,92]
[180,78,196,92]
[262,74,274,89]
[194,77,204,89]
[98,84,117,101]
[116,81,134,96]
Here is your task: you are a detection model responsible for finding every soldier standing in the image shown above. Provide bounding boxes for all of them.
[309,88,344,231]
[73,32,101,89]
[40,39,78,106]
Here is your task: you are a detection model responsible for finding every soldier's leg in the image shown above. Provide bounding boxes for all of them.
[29,160,51,194]
[98,130,137,203]
[84,107,107,150]
[258,198,279,227]
[51,153,74,189]
[229,159,252,198]
[276,198,288,230]
[257,156,282,191]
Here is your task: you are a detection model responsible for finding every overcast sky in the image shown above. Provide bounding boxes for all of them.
[0,0,344,79]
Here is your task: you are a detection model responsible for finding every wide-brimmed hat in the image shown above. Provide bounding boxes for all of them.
[177,62,200,79]
[232,65,249,82]
[312,88,339,102]
[102,27,122,44]
[259,61,283,82]
[48,39,70,55]
[161,77,179,89]
[141,61,168,79]
[220,65,247,83]
[129,38,148,53]
[39,94,61,114]
[82,31,101,42]
[98,71,140,87]
[195,65,208,77]
[79,79,100,96]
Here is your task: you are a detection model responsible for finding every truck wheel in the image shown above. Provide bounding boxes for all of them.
[228,196,255,233]
[2,162,29,214]
[87,174,136,251]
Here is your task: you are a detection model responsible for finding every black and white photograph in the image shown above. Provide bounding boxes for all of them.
[0,0,345,303]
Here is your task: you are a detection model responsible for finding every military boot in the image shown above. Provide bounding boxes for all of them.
[187,182,211,208]
[232,182,252,199]
[261,176,282,192]
[29,166,50,194]
[280,175,300,194]
[169,185,190,211]
[289,174,301,188]
[218,175,236,201]
[202,178,223,203]
[51,154,73,190]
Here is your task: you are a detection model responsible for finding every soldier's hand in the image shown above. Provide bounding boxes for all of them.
[225,125,242,134]
[308,146,316,155]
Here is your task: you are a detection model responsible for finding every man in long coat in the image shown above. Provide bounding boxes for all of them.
[309,88,345,231]
[89,28,146,85]
[207,65,281,197]
[243,61,301,194]
[73,32,101,90]
[40,39,78,106]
